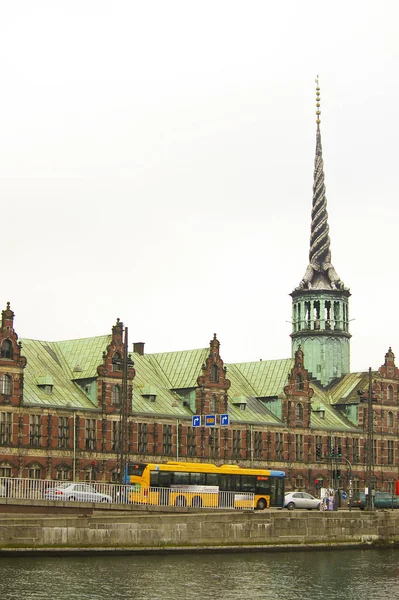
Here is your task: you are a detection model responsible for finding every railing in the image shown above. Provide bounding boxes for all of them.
[0,477,254,510]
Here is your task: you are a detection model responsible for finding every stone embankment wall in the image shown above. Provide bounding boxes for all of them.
[0,509,398,552]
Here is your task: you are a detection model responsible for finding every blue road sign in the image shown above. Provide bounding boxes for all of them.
[192,415,201,427]
[205,415,216,427]
[220,414,229,426]
[341,491,347,500]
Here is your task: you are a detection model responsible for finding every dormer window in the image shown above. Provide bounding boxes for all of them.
[1,340,13,360]
[295,374,304,391]
[112,352,122,372]
[210,364,219,383]
[0,374,12,395]
[295,402,304,421]
[112,384,121,405]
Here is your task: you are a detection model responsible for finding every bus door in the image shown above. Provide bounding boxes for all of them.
[158,471,171,505]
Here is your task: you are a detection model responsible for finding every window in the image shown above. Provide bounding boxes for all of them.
[112,385,121,405]
[58,416,69,449]
[0,412,12,445]
[28,465,41,479]
[112,421,120,452]
[254,431,263,459]
[209,429,219,459]
[295,403,304,422]
[56,466,71,480]
[295,375,304,391]
[138,422,148,454]
[210,364,219,383]
[387,385,394,402]
[210,394,217,413]
[29,415,41,446]
[85,419,96,450]
[1,340,13,360]
[112,352,122,372]
[162,424,172,454]
[275,432,284,460]
[295,434,304,461]
[0,374,12,396]
[387,411,394,429]
[232,429,241,459]
[295,475,304,490]
[352,438,359,463]
[187,427,196,458]
[0,464,12,477]
[388,440,394,465]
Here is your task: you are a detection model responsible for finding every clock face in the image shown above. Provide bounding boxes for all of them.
[387,366,394,376]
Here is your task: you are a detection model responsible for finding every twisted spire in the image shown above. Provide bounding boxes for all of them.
[297,78,346,291]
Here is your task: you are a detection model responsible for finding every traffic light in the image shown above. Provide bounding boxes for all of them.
[316,444,322,460]
[337,446,342,457]
[330,447,335,457]
[336,469,341,479]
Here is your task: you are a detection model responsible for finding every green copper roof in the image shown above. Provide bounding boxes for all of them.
[146,348,210,389]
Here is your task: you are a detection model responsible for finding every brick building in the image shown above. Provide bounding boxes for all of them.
[0,84,398,495]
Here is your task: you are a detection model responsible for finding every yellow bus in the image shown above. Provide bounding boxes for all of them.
[125,461,285,510]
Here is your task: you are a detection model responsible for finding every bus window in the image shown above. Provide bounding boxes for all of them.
[191,472,206,485]
[205,473,218,486]
[255,476,270,495]
[241,475,256,492]
[127,464,146,477]
[173,472,190,485]
[150,471,159,487]
[159,471,171,488]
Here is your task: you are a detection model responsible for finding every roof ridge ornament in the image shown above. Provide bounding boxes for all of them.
[296,78,348,292]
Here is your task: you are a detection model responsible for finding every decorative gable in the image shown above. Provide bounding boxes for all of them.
[195,334,230,415]
[283,346,314,427]
[96,319,135,413]
[378,347,399,379]
[0,303,27,406]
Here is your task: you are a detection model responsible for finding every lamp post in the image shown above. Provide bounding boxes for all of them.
[116,326,135,485]
[358,368,376,511]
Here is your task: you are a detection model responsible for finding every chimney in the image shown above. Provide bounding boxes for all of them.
[133,342,145,356]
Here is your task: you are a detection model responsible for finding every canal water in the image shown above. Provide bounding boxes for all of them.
[0,548,398,600]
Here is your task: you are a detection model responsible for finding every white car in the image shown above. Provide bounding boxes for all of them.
[284,491,320,510]
[44,482,112,503]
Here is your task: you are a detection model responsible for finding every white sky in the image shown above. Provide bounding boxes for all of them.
[0,1,398,373]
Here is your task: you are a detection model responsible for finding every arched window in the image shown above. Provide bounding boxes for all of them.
[28,464,42,480]
[210,364,219,383]
[388,411,394,429]
[0,374,12,395]
[112,385,121,405]
[387,385,394,402]
[295,374,304,391]
[0,340,13,360]
[210,394,217,413]
[112,352,122,372]
[295,403,304,422]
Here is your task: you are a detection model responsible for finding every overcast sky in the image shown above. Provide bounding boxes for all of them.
[0,1,398,373]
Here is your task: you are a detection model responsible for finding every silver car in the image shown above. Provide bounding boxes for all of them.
[284,491,320,510]
[44,482,112,503]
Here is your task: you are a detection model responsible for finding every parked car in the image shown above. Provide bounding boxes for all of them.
[352,492,399,510]
[284,491,320,510]
[44,482,112,503]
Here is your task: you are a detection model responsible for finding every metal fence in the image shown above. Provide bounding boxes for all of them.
[0,477,254,510]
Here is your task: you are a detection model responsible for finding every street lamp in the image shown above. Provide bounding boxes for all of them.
[358,367,377,511]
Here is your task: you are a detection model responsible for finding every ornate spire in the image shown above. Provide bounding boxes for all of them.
[297,78,346,291]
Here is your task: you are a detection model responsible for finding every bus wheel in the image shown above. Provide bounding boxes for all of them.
[191,496,202,508]
[256,498,267,510]
[175,495,187,507]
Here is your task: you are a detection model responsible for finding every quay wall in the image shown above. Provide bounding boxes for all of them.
[0,506,399,552]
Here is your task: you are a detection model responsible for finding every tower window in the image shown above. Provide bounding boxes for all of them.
[112,385,121,405]
[295,403,304,422]
[112,352,122,372]
[295,374,304,391]
[0,374,12,396]
[210,364,219,383]
[0,340,13,360]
